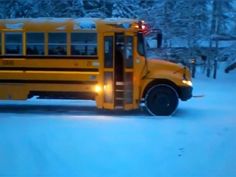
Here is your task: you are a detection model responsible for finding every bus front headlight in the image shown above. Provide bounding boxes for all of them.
[182,80,192,87]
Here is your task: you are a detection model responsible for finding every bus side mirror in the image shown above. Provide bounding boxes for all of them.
[145,29,162,49]
[157,32,162,48]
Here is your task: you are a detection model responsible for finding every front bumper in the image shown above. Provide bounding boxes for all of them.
[179,86,193,101]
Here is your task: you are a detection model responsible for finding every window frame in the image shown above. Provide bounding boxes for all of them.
[26,32,45,56]
[125,36,134,68]
[137,32,146,57]
[0,32,2,55]
[104,36,113,68]
[48,32,67,56]
[71,32,97,56]
[4,32,23,56]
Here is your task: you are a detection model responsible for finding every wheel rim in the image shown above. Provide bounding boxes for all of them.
[145,84,179,116]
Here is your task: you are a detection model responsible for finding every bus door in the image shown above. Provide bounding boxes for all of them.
[102,32,135,110]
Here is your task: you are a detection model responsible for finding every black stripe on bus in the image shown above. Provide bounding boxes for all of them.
[0,67,98,72]
[0,55,98,60]
[28,91,95,100]
[0,80,97,84]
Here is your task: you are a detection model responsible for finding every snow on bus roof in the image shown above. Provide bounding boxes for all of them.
[1,18,137,30]
[73,18,97,30]
[1,18,97,30]
[1,17,135,24]
[5,23,24,29]
[56,25,67,31]
[2,18,68,29]
[26,18,74,24]
[102,18,136,29]
[103,18,136,23]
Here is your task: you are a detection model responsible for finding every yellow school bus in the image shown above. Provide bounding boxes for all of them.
[0,18,192,116]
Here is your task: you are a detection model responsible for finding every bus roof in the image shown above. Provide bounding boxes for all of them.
[0,18,140,32]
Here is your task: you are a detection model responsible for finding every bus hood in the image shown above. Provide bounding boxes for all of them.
[146,59,192,81]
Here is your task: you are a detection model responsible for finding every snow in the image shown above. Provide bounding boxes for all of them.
[34,18,71,23]
[2,18,99,31]
[73,19,96,30]
[5,23,24,29]
[119,22,132,29]
[0,64,236,177]
[56,26,66,31]
[103,18,129,22]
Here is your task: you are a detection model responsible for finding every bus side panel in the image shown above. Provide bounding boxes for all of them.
[0,83,97,100]
[0,85,28,100]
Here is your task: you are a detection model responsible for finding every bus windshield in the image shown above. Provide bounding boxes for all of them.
[143,30,162,58]
[145,32,159,49]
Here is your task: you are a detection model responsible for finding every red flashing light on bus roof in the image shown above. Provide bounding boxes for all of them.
[141,24,146,30]
[134,20,150,34]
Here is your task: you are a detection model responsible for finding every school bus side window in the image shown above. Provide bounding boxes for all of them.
[125,36,133,68]
[26,33,45,55]
[137,32,145,57]
[5,32,23,55]
[48,33,67,56]
[0,33,1,55]
[71,33,97,56]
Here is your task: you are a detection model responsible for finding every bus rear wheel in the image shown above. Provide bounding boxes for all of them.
[145,85,179,116]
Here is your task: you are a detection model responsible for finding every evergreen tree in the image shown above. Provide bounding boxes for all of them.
[0,1,4,18]
[84,0,112,17]
[157,0,176,47]
[111,0,139,18]
[55,0,85,17]
[1,0,34,18]
[32,0,56,17]
[210,0,234,48]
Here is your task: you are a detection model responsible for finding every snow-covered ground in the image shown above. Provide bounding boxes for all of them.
[0,64,235,177]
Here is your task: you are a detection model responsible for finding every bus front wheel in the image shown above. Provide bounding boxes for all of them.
[145,84,179,116]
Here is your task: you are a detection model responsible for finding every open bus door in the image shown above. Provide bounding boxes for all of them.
[98,32,137,110]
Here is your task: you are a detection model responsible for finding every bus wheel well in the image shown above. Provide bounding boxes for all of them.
[142,79,180,99]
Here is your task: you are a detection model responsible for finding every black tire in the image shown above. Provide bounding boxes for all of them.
[145,84,179,116]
